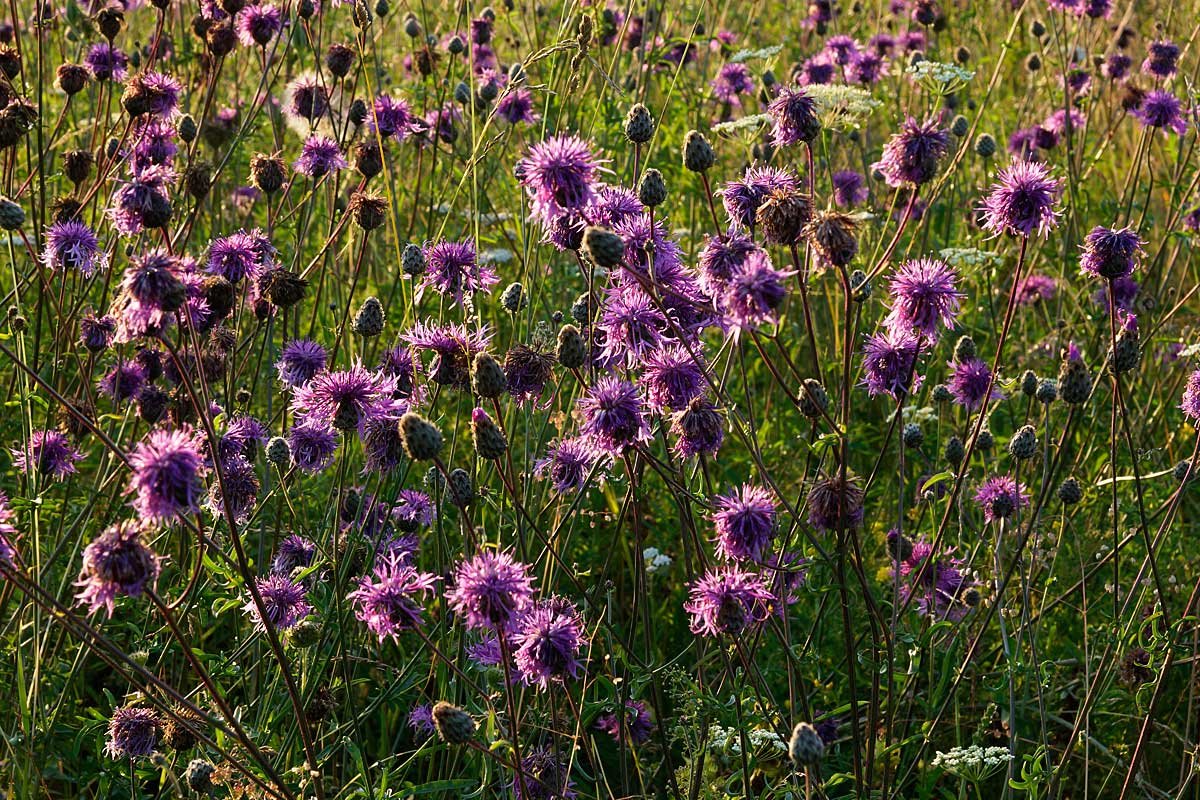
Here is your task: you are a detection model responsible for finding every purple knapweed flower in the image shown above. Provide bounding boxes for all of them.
[883,258,962,340]
[721,248,794,333]
[721,165,799,230]
[534,437,606,493]
[872,117,949,187]
[127,426,207,522]
[42,219,107,275]
[105,706,161,758]
[447,551,535,630]
[861,328,924,399]
[1133,90,1189,135]
[207,228,276,283]
[974,474,1031,523]
[1181,369,1200,422]
[711,484,776,562]
[108,165,174,236]
[577,376,651,455]
[245,574,311,631]
[272,534,317,577]
[684,567,774,637]
[294,135,348,178]
[510,597,587,689]
[276,339,328,388]
[291,362,399,430]
[235,2,283,47]
[1080,225,1142,280]
[348,554,439,641]
[1142,39,1180,79]
[75,521,161,616]
[595,699,654,744]
[947,357,1001,410]
[421,239,498,303]
[832,170,869,207]
[979,159,1062,238]
[12,429,83,481]
[516,134,604,225]
[85,42,128,81]
[888,530,977,620]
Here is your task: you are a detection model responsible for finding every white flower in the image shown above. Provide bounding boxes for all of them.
[643,547,673,573]
[801,84,882,131]
[907,60,975,94]
[932,745,1013,782]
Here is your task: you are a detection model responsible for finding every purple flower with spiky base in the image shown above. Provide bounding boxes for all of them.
[1133,90,1189,135]
[420,239,497,303]
[294,135,348,178]
[126,71,183,118]
[980,160,1062,238]
[403,321,492,390]
[510,597,587,689]
[534,437,607,493]
[288,421,338,472]
[597,286,668,370]
[1080,226,1142,280]
[235,2,283,47]
[516,134,605,225]
[128,427,207,523]
[408,705,435,739]
[642,345,707,411]
[861,328,924,399]
[348,554,439,641]
[42,219,107,275]
[670,396,725,459]
[832,170,868,207]
[281,73,332,129]
[80,313,117,352]
[590,185,643,229]
[245,574,311,631]
[448,551,535,630]
[0,492,17,564]
[767,87,821,147]
[710,62,755,104]
[884,258,962,340]
[577,376,651,455]
[974,475,1030,523]
[12,430,83,480]
[207,228,276,283]
[109,166,174,236]
[291,363,400,430]
[99,360,147,402]
[1181,370,1200,422]
[1143,39,1180,79]
[721,165,799,230]
[208,454,259,523]
[276,339,328,388]
[947,357,1001,410]
[75,521,161,616]
[86,42,128,81]
[1016,273,1058,305]
[596,699,654,745]
[392,489,435,532]
[684,567,774,637]
[888,530,977,620]
[712,484,776,562]
[496,87,539,125]
[370,93,417,140]
[697,232,758,296]
[272,534,317,577]
[873,117,949,187]
[105,706,161,758]
[513,747,576,800]
[721,249,795,333]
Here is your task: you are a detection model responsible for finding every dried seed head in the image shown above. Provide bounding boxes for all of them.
[351,296,385,337]
[624,103,654,143]
[757,188,811,246]
[399,412,443,460]
[471,352,508,398]
[249,153,287,194]
[798,378,828,419]
[471,407,508,460]
[582,226,625,268]
[682,129,715,173]
[432,701,476,744]
[805,210,858,268]
[789,722,825,767]
[1007,424,1038,460]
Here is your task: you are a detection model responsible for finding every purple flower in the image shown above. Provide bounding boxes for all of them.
[684,567,774,637]
[872,117,949,187]
[109,165,174,236]
[832,170,869,207]
[1007,127,1040,160]
[807,473,865,532]
[1133,90,1188,135]
[513,747,576,800]
[947,357,1001,410]
[1042,108,1085,137]
[291,363,400,430]
[1142,39,1180,79]
[496,87,539,125]
[348,554,439,641]
[42,219,107,275]
[448,551,535,630]
[1104,52,1132,80]
[272,534,317,577]
[721,248,794,333]
[697,232,758,295]
[516,134,604,225]
[979,160,1062,238]
[208,454,259,523]
[105,706,161,758]
[245,574,311,631]
[85,43,128,81]
[75,521,161,616]
[12,429,83,480]
[276,339,328,388]
[207,228,276,283]
[712,484,776,562]
[861,328,924,399]
[282,73,331,128]
[80,313,117,352]
[1015,273,1057,306]
[883,258,962,340]
[710,62,754,103]
[596,699,654,744]
[127,426,207,523]
[721,165,798,230]
[421,239,498,303]
[1080,225,1142,280]
[235,2,283,47]
[768,87,821,147]
[670,396,725,459]
[126,71,183,118]
[510,597,587,689]
[597,287,667,370]
[974,475,1030,523]
[797,55,836,85]
[823,34,860,65]
[130,118,178,171]
[1181,369,1200,422]
[889,531,977,620]
[534,437,606,493]
[408,705,435,739]
[642,345,707,411]
[577,376,651,455]
[294,135,348,178]
[847,51,888,85]
[403,320,492,389]
[0,492,18,564]
[392,489,435,531]
[370,93,417,140]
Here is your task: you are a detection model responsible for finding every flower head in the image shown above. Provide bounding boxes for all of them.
[577,376,651,454]
[712,484,776,562]
[291,363,399,430]
[684,567,774,637]
[13,429,83,480]
[873,117,949,187]
[974,475,1030,523]
[207,228,276,284]
[127,427,207,523]
[596,699,654,744]
[1133,90,1188,135]
[768,87,821,147]
[980,160,1062,237]
[534,437,606,493]
[516,134,604,225]
[947,357,1002,410]
[288,420,338,472]
[294,135,348,178]
[510,597,587,689]
[884,258,962,339]
[1080,226,1142,280]
[721,248,794,333]
[889,531,977,619]
[75,521,161,616]
[448,551,535,630]
[105,706,161,758]
[348,554,439,641]
[42,219,107,275]
[276,339,328,388]
[235,3,283,47]
[421,239,497,303]
[721,165,799,230]
[861,328,924,399]
[245,574,311,631]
